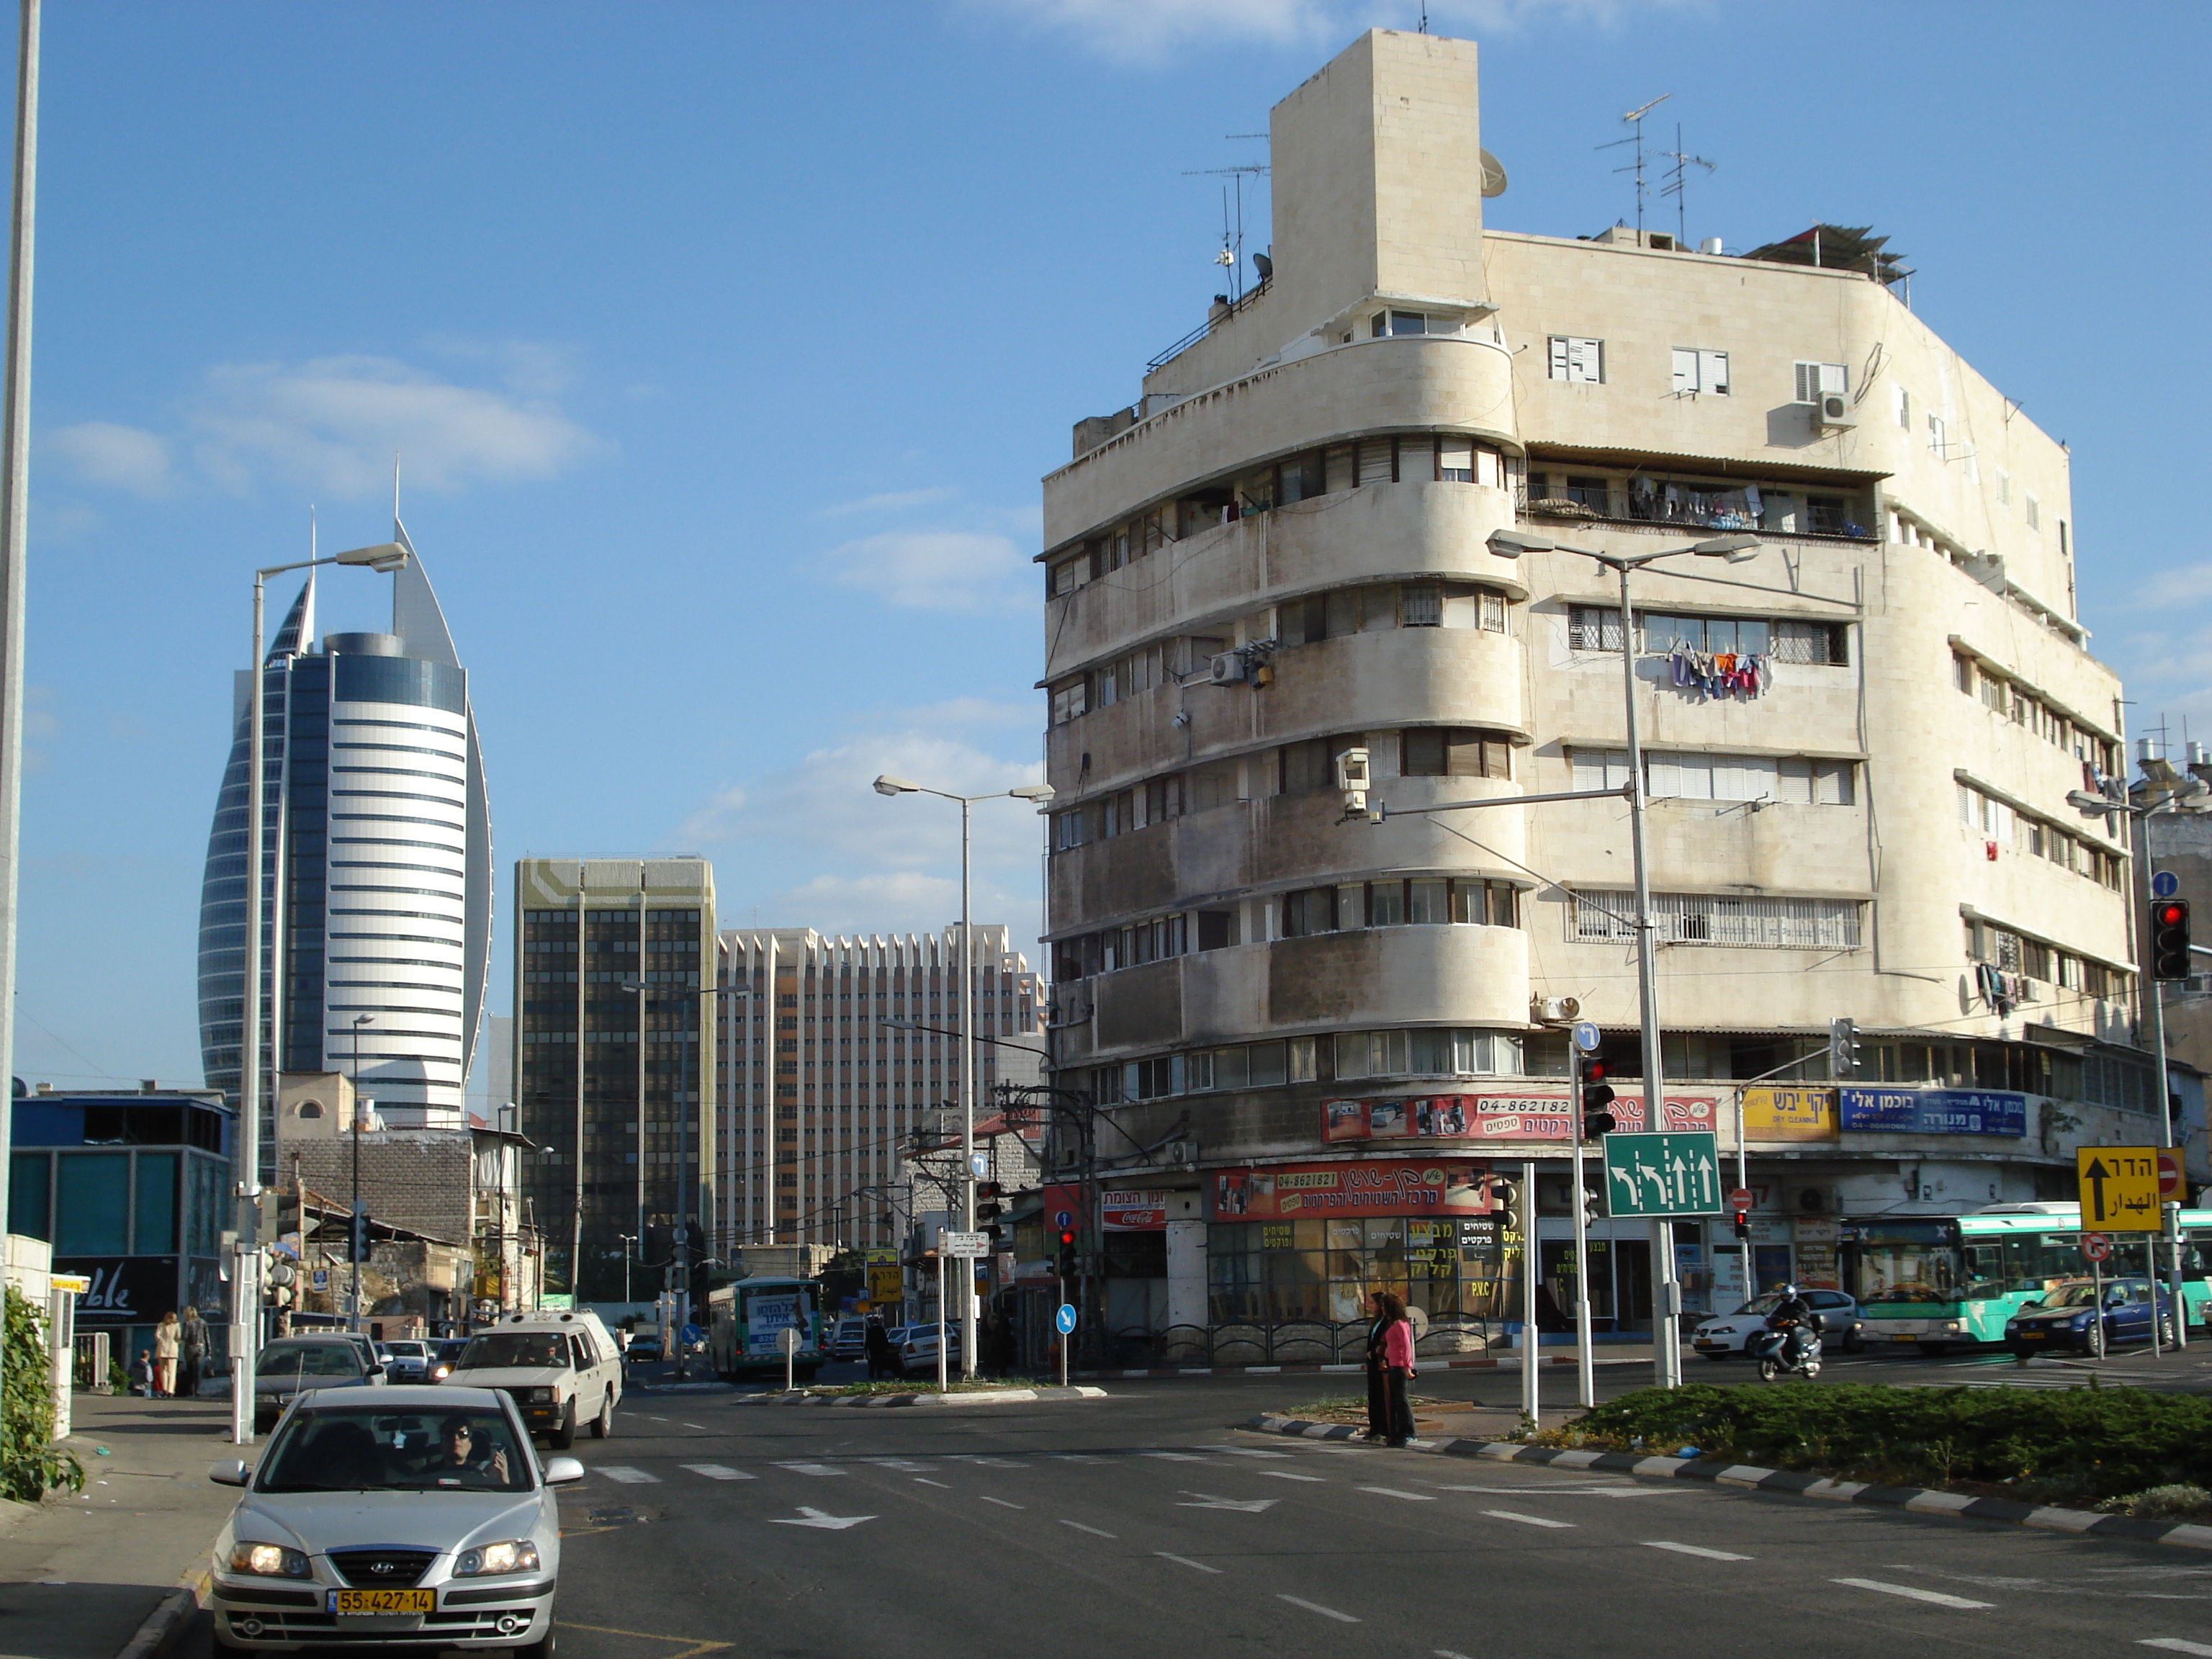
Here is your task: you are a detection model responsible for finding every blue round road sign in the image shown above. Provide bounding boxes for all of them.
[1571,1020,1601,1053]
[1055,1303,1077,1335]
[1054,1209,1074,1229]
[680,1323,705,1346]
[2155,871,2180,899]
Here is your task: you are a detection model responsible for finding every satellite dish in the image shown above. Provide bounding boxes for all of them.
[1480,148,1508,198]
[1252,251,1273,283]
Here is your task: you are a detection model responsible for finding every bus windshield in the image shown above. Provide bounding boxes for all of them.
[1855,1222,1960,1305]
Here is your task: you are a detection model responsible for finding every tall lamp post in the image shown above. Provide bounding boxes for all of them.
[1488,529,1758,1390]
[616,1233,637,1306]
[232,536,409,1444]
[347,1013,372,1333]
[869,775,1055,1377]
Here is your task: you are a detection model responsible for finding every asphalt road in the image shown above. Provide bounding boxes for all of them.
[520,1375,2212,1659]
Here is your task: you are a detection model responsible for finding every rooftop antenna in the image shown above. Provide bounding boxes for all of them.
[1183,157,1269,302]
[1658,122,1714,249]
[1598,93,1671,237]
[391,451,401,541]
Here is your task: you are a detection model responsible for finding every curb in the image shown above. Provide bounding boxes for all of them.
[1243,1413,2212,1552]
[621,1380,735,1396]
[1083,1356,1662,1380]
[114,1565,210,1659]
[733,1385,1107,1408]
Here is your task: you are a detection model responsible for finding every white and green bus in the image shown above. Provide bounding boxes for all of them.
[1844,1201,2212,1354]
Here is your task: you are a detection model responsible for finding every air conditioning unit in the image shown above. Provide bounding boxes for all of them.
[1532,995,1582,1023]
[1814,390,1853,428]
[1208,651,1244,685]
[1164,1140,1197,1171]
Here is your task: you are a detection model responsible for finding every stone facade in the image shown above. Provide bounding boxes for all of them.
[1036,28,2184,1336]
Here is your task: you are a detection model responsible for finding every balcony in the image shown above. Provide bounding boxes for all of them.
[1517,480,1875,541]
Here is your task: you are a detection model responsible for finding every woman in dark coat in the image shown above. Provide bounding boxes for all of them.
[863,1316,896,1381]
[1363,1291,1393,1440]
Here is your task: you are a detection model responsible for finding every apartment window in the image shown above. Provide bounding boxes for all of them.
[1954,652,1975,694]
[1893,384,1911,430]
[1928,413,1947,456]
[1437,437,1475,482]
[1548,336,1604,383]
[1401,727,1513,780]
[1794,361,1846,403]
[1277,737,1344,795]
[1995,469,2011,507]
[1575,891,1863,949]
[1282,887,1336,938]
[1478,590,1507,632]
[1049,678,1088,726]
[1144,773,1185,824]
[1398,583,1442,627]
[1570,748,1633,791]
[2025,493,2041,531]
[1094,647,1158,708]
[1645,751,1855,806]
[1568,605,1624,652]
[1357,439,1396,487]
[1978,671,2008,716]
[1671,348,1730,396]
[1372,310,1444,337]
[1050,557,1087,597]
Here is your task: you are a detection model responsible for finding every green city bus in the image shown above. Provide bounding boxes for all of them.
[1844,1201,2212,1354]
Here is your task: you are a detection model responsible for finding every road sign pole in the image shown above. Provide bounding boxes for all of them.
[1519,1160,1539,1427]
[1570,1074,1594,1408]
[936,1249,948,1395]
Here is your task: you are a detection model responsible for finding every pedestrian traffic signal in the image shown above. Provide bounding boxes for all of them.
[1056,1226,1078,1280]
[2153,900,2193,981]
[1578,1053,1617,1139]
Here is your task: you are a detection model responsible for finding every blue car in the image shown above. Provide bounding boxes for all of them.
[2004,1277,2176,1359]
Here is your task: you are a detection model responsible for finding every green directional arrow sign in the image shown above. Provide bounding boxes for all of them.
[1602,1130,1724,1217]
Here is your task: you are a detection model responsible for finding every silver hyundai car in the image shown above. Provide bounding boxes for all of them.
[207,1385,582,1658]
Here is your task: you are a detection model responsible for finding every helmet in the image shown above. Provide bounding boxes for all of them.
[1780,1284,1799,1297]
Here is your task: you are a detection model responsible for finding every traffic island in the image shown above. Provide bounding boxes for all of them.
[1246,1378,2212,1552]
[734,1383,1106,1408]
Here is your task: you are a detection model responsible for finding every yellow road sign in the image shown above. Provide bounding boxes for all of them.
[2077,1145,2161,1231]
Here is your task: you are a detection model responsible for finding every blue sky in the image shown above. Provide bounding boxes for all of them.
[14,0,2206,1094]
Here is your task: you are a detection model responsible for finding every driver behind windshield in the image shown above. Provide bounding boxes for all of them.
[422,1413,513,1486]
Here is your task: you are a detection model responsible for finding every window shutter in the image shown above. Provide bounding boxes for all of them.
[1701,350,1730,395]
[1819,362,1845,395]
[1399,435,1435,482]
[1357,440,1395,486]
[1571,338,1603,382]
[1476,446,1501,488]
[1893,384,1910,429]
[1794,362,1817,403]
[1437,436,1474,480]
[1672,348,1697,395]
[1398,583,1442,626]
[1550,336,1570,379]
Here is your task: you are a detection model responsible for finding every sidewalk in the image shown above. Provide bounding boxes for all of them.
[1082,1341,1690,1380]
[0,1393,240,1659]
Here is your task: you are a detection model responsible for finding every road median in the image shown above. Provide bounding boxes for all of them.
[734,1384,1106,1408]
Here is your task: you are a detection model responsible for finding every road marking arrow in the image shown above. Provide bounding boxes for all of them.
[767,1506,876,1531]
[1176,1491,1277,1512]
[2084,1156,2110,1223]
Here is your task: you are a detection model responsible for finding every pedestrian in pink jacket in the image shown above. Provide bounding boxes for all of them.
[1376,1292,1417,1446]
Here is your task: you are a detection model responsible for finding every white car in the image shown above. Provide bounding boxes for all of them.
[207,1385,582,1658]
[1692,1290,1863,1359]
[444,1310,623,1449]
[897,1323,962,1377]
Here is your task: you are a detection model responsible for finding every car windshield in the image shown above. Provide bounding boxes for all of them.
[385,1342,427,1357]
[1734,1294,1784,1316]
[457,1332,570,1369]
[258,1406,530,1494]
[259,1343,363,1379]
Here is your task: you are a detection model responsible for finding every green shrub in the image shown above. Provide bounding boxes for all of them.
[1536,1382,2212,1506]
[2,1285,85,1501]
[2096,1483,2212,1520]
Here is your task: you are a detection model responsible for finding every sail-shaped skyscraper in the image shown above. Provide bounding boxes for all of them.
[198,532,493,1165]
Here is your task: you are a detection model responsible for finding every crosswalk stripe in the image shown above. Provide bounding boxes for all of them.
[775,1462,845,1476]
[1483,1509,1573,1529]
[680,1465,752,1481]
[2141,1640,2212,1656]
[1278,1595,1359,1624]
[596,1466,659,1484]
[1832,1578,1993,1609]
[1358,1486,1436,1501]
[1060,1520,1115,1537]
[1155,1552,1220,1574]
[1644,1541,1749,1561]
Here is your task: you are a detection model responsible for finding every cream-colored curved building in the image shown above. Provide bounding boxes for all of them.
[1039,30,2172,1336]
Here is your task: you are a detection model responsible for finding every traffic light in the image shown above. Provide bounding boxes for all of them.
[2153,900,2193,981]
[1732,1205,1751,1241]
[1578,1053,1617,1140]
[1828,1016,1860,1078]
[1580,1179,1604,1226]
[351,1211,373,1264]
[1056,1226,1078,1280]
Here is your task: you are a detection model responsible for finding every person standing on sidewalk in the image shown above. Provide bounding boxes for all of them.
[178,1305,210,1400]
[1377,1292,1418,1447]
[153,1312,181,1398]
[1362,1291,1393,1440]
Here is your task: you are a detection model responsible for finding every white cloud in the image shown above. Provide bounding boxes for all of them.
[49,421,172,494]
[765,872,967,938]
[820,486,961,518]
[2118,565,2212,612]
[818,528,1031,613]
[53,351,600,500]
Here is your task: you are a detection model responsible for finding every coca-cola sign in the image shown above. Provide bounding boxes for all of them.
[55,1256,179,1322]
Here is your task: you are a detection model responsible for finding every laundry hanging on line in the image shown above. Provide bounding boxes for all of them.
[1668,645,1771,698]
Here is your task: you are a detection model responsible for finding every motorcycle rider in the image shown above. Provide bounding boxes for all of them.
[1763,1283,1818,1365]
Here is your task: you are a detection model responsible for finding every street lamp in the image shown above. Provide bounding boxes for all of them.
[870,774,1055,1377]
[1487,528,1759,1393]
[348,1013,373,1332]
[616,1233,638,1306]
[230,537,408,1446]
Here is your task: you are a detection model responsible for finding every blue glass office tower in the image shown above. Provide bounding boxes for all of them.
[198,541,493,1169]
